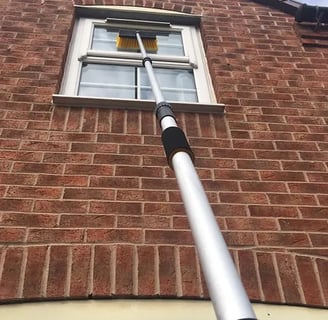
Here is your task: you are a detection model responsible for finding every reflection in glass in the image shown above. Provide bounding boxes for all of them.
[140,68,197,102]
[79,64,136,99]
[78,64,197,102]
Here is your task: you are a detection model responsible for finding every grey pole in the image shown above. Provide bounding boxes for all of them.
[136,32,257,320]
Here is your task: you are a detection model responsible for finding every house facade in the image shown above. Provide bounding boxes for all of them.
[0,0,327,317]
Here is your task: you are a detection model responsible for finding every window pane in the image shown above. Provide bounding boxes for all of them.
[156,32,184,56]
[140,68,198,102]
[92,27,118,51]
[78,64,197,102]
[91,27,184,56]
[79,64,136,99]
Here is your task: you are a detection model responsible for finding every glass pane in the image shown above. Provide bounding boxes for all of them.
[140,68,198,102]
[156,32,184,56]
[91,27,184,56]
[78,64,136,99]
[92,27,118,51]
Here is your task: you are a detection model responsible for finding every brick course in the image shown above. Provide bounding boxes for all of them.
[0,0,327,309]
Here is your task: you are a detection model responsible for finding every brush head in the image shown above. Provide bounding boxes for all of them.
[116,30,158,53]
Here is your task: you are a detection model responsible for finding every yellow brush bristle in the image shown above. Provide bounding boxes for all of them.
[116,36,158,53]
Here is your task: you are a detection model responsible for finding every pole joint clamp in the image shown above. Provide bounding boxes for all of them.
[142,56,152,66]
[156,101,175,123]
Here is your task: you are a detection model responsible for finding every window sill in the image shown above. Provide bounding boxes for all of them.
[52,94,225,114]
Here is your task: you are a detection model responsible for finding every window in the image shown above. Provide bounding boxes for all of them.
[54,8,223,113]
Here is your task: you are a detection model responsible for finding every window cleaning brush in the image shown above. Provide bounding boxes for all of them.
[116,30,158,53]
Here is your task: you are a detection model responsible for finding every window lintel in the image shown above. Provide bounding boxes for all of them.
[74,5,202,26]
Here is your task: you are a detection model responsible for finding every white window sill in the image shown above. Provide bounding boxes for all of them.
[52,94,225,114]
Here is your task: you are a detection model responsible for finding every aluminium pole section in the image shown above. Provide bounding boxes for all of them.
[136,33,257,320]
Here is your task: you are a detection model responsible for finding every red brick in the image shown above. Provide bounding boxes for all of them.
[94,153,140,165]
[255,150,299,160]
[0,173,36,185]
[0,228,25,243]
[260,170,306,182]
[49,132,96,142]
[282,161,326,172]
[141,111,156,135]
[65,164,114,176]
[299,207,328,219]
[90,177,139,189]
[220,192,268,204]
[137,246,156,296]
[307,172,328,183]
[158,246,177,296]
[43,153,92,164]
[226,217,278,231]
[0,151,42,162]
[65,107,82,131]
[23,246,47,299]
[82,108,97,132]
[268,193,316,206]
[46,246,68,298]
[70,246,91,298]
[276,141,318,151]
[256,252,281,302]
[126,111,141,134]
[257,232,310,247]
[63,188,115,200]
[7,186,62,199]
[0,199,33,212]
[72,143,118,154]
[289,183,328,194]
[60,214,115,228]
[115,166,163,178]
[310,233,328,247]
[179,246,201,297]
[115,245,134,295]
[223,231,256,246]
[145,230,193,245]
[318,195,328,206]
[34,200,88,214]
[116,190,166,202]
[238,251,261,300]
[316,259,328,305]
[0,247,23,300]
[20,141,70,152]
[90,201,142,215]
[28,229,84,243]
[237,159,280,170]
[117,215,170,229]
[275,253,303,304]
[144,203,184,216]
[13,163,64,174]
[296,256,324,306]
[37,175,88,187]
[300,151,328,162]
[241,181,287,192]
[279,219,328,232]
[98,133,141,144]
[93,245,113,297]
[87,229,143,243]
[214,169,259,181]
[1,213,57,227]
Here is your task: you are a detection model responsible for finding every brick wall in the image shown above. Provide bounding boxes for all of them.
[0,0,327,308]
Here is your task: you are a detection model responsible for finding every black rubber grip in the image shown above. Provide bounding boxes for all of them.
[161,127,194,168]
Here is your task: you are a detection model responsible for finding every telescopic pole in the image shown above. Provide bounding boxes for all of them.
[136,33,257,320]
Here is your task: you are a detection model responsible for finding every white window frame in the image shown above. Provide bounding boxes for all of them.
[54,10,224,114]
